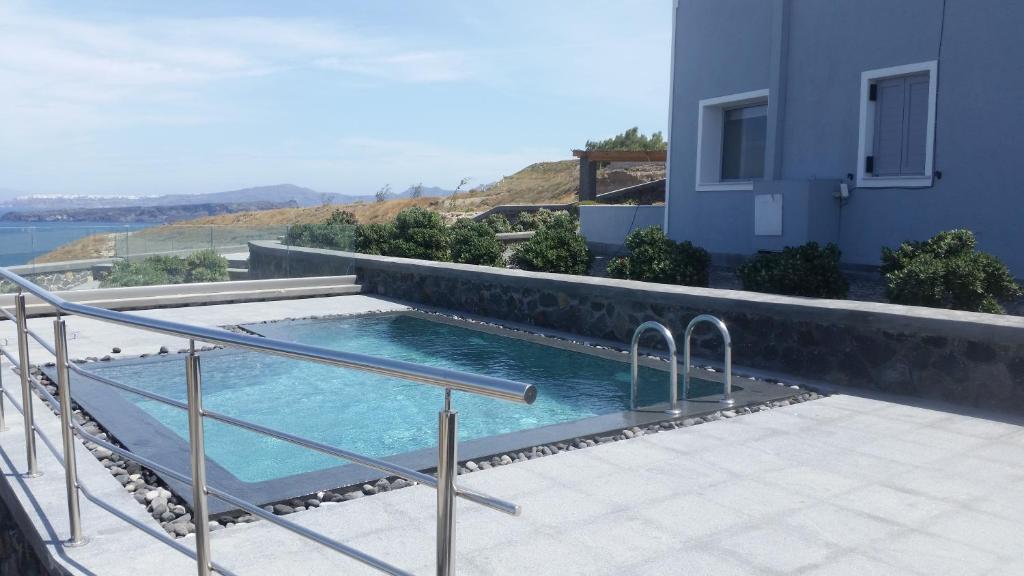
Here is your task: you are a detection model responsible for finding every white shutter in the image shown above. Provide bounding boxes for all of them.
[902,74,930,175]
[872,77,906,176]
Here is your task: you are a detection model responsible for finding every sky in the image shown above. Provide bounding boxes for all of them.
[0,0,672,198]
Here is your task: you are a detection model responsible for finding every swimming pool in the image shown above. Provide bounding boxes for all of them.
[80,313,727,484]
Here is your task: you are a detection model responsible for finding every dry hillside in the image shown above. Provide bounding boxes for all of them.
[170,159,585,227]
[35,159,663,262]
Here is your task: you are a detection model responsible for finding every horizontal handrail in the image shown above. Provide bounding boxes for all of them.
[67,421,411,576]
[1,265,534,574]
[201,405,520,516]
[0,307,57,357]
[69,362,190,409]
[0,269,536,406]
[0,348,56,403]
[207,488,412,576]
[5,309,522,516]
[65,360,519,516]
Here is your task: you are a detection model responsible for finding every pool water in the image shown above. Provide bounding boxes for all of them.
[84,314,723,483]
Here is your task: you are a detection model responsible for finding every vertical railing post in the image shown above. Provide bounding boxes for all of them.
[186,341,212,576]
[15,292,40,477]
[437,388,457,576]
[54,317,86,546]
[0,345,7,432]
[722,336,734,407]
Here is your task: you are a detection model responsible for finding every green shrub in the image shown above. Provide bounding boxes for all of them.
[606,226,710,286]
[285,220,357,250]
[354,222,395,255]
[482,213,513,234]
[514,209,565,232]
[881,229,1021,313]
[143,255,189,284]
[450,220,505,267]
[352,207,451,261]
[738,242,849,298]
[511,213,591,275]
[284,210,358,250]
[184,249,230,283]
[388,207,451,261]
[102,260,170,287]
[101,250,229,287]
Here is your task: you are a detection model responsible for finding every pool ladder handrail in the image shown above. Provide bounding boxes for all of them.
[682,314,734,407]
[0,266,537,576]
[629,321,683,415]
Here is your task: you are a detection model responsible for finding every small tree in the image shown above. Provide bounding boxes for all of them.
[409,182,424,199]
[325,210,357,226]
[585,127,667,151]
[448,177,470,211]
[450,219,505,267]
[512,213,591,275]
[881,229,1021,313]
[375,184,391,203]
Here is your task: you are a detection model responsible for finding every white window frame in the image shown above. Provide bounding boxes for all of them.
[856,60,937,188]
[695,89,770,192]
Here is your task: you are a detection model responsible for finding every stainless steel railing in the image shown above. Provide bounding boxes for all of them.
[0,267,537,575]
[629,321,682,415]
[682,314,734,407]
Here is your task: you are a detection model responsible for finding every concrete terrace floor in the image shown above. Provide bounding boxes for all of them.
[207,393,1024,576]
[0,295,1022,575]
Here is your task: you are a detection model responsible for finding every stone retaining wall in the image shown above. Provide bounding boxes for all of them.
[0,483,53,576]
[0,270,92,294]
[249,241,1024,412]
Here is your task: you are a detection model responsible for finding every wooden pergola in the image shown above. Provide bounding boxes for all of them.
[572,149,667,201]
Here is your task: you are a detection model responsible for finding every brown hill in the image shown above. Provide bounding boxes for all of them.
[34,159,663,262]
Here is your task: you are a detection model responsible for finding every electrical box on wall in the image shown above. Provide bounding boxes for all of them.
[754,193,783,236]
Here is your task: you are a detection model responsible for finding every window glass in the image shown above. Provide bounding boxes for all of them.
[721,104,767,181]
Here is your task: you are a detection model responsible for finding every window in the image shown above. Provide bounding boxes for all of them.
[857,61,937,188]
[721,104,768,181]
[696,89,769,191]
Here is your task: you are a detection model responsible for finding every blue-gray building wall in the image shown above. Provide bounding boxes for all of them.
[665,0,1024,274]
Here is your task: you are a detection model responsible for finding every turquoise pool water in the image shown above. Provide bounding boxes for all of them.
[84,314,722,483]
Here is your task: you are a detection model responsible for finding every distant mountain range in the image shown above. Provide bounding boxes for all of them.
[0,201,300,223]
[0,183,452,221]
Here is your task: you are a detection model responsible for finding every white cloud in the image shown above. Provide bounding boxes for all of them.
[315,50,469,83]
[0,6,470,153]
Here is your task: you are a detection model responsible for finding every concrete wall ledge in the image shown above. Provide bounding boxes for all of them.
[250,241,1024,342]
[249,241,1024,411]
[6,258,117,275]
[0,275,359,316]
[495,231,535,242]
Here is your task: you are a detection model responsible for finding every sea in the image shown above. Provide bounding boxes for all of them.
[0,221,151,267]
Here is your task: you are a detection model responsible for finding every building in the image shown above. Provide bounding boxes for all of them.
[663,0,1024,274]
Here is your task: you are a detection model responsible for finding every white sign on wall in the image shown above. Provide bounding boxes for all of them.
[754,194,783,236]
